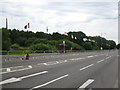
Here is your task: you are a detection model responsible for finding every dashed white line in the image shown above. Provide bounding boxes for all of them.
[87,56,94,58]
[29,74,69,90]
[28,65,32,68]
[79,79,94,88]
[6,68,11,72]
[43,63,47,65]
[97,59,104,63]
[80,64,94,71]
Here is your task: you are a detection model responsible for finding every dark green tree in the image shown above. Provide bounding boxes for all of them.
[2,28,11,50]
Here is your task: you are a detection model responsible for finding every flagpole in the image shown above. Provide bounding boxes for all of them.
[6,18,8,29]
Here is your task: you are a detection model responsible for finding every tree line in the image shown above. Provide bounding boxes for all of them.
[1,28,118,51]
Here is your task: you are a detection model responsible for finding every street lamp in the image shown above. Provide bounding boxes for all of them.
[63,41,65,53]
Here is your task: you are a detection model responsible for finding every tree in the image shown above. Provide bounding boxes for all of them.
[30,43,56,51]
[116,43,120,49]
[83,42,93,50]
[2,28,11,50]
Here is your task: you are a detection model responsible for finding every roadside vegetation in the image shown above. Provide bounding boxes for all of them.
[1,28,118,55]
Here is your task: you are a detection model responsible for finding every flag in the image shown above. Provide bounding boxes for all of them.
[71,35,74,39]
[83,38,87,41]
[91,40,95,42]
[64,32,68,36]
[75,37,77,40]
[24,25,27,29]
[28,23,30,28]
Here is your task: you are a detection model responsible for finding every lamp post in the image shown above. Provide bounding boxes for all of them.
[63,41,65,53]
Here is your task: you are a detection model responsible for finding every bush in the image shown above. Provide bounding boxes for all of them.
[30,43,56,51]
[11,44,21,50]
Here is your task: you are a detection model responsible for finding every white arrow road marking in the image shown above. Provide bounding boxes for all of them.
[80,64,94,71]
[79,79,94,88]
[0,71,48,85]
[30,74,69,90]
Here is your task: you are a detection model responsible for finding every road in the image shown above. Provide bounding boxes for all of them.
[1,50,119,90]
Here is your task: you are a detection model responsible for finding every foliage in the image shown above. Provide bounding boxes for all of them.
[116,43,120,49]
[30,43,56,51]
[1,28,117,51]
[2,28,11,50]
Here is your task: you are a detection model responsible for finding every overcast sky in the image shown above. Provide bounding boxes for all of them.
[0,0,119,43]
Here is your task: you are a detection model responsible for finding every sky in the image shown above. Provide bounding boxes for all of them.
[0,0,119,44]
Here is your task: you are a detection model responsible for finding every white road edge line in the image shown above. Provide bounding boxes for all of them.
[80,64,94,71]
[97,59,104,63]
[79,79,94,88]
[30,74,69,90]
[0,71,48,85]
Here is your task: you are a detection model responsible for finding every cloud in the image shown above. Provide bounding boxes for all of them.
[0,0,118,43]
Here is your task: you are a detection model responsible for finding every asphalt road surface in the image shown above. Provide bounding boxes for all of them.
[1,50,119,90]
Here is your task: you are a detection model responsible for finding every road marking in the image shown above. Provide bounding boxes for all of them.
[80,64,94,71]
[97,59,104,63]
[43,63,47,65]
[79,79,94,88]
[56,61,59,64]
[30,74,69,89]
[94,55,98,56]
[6,68,11,72]
[0,67,32,74]
[28,65,32,68]
[0,71,48,85]
[106,56,110,59]
[87,56,93,58]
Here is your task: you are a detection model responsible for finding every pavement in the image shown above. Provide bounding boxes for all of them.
[0,50,119,90]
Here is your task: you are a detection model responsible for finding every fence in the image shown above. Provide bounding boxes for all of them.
[1,50,85,55]
[1,49,110,56]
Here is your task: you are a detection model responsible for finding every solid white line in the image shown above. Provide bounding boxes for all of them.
[0,71,48,85]
[97,59,104,63]
[80,64,94,71]
[79,79,94,88]
[30,74,69,89]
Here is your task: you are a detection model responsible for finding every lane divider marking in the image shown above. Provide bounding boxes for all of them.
[28,65,32,68]
[97,59,104,63]
[0,71,48,85]
[29,74,69,90]
[87,56,94,58]
[80,64,94,71]
[79,79,94,88]
[6,68,11,72]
